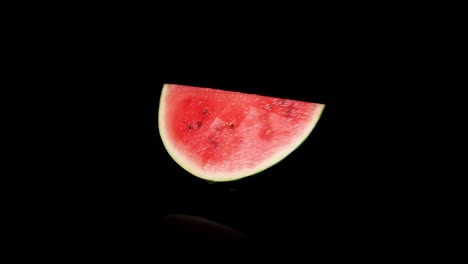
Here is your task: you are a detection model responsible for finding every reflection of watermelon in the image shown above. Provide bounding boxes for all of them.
[158,84,325,182]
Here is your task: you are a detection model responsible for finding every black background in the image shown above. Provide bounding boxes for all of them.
[74,8,425,241]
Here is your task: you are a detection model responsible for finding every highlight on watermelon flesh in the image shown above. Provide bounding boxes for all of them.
[158,83,325,182]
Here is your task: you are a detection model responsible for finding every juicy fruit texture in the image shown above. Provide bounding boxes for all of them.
[158,84,325,182]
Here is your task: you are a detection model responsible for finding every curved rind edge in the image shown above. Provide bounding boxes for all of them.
[158,83,326,182]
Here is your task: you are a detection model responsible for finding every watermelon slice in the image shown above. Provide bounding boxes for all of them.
[158,84,325,182]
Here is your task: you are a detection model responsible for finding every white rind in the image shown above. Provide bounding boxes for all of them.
[158,83,326,182]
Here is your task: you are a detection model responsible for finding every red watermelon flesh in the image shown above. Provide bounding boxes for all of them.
[158,84,325,182]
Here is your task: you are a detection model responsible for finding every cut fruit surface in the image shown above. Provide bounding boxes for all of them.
[158,83,325,182]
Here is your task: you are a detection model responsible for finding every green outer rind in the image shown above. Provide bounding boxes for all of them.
[158,83,326,182]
